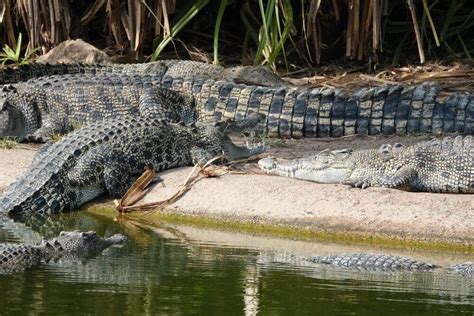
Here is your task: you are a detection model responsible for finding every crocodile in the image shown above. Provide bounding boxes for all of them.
[303,253,473,275]
[1,72,473,141]
[1,82,197,141]
[259,135,474,193]
[0,230,126,273]
[0,113,264,225]
[0,59,284,86]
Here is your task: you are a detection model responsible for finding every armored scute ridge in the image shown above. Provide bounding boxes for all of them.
[1,71,472,141]
[305,253,437,271]
[0,60,284,86]
[449,262,474,275]
[0,115,167,221]
[0,231,126,273]
[303,253,473,275]
[259,136,474,193]
[189,80,473,138]
[0,112,264,226]
[1,83,197,141]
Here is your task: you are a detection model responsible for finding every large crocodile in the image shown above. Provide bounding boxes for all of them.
[259,136,473,193]
[1,82,197,141]
[0,59,284,86]
[1,72,473,141]
[257,250,473,275]
[0,113,264,225]
[0,230,126,273]
[303,253,473,275]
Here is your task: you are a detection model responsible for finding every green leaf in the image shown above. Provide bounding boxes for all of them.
[15,33,22,61]
[151,0,209,61]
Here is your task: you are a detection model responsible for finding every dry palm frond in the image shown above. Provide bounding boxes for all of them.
[116,155,227,213]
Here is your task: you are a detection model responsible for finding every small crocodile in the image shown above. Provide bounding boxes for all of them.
[303,253,473,275]
[0,59,284,86]
[0,113,264,226]
[1,73,473,141]
[0,230,126,273]
[259,136,474,193]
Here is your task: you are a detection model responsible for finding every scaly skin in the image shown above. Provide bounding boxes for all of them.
[304,253,473,275]
[0,230,126,273]
[1,73,473,141]
[259,136,474,193]
[0,115,264,227]
[2,83,197,141]
[0,60,284,86]
[257,250,473,276]
[305,253,437,271]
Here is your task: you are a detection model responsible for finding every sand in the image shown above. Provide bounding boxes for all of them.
[0,135,472,247]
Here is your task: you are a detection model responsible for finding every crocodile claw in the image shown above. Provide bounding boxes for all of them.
[342,178,371,189]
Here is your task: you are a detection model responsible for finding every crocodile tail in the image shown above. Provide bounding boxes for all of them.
[0,63,107,84]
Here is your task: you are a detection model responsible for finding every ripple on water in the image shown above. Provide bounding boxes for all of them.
[0,213,472,315]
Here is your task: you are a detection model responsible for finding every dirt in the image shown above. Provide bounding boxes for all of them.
[1,135,472,247]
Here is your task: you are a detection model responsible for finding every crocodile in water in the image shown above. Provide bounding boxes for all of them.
[0,230,126,274]
[303,253,473,275]
[259,136,474,193]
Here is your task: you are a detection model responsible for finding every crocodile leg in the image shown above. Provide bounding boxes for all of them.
[67,146,106,187]
[103,156,143,198]
[138,87,196,125]
[342,167,417,189]
[1,94,41,141]
[26,114,76,142]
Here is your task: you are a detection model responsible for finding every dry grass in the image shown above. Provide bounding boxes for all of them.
[285,61,474,94]
[0,1,471,65]
[0,0,177,54]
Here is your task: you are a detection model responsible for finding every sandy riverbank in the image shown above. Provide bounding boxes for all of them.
[0,134,472,248]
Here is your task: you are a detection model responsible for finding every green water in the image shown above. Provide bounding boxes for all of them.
[0,213,472,315]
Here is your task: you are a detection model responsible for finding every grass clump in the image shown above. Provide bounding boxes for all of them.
[0,33,39,66]
[1,1,472,67]
[0,139,17,149]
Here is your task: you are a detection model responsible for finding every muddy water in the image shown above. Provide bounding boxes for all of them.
[0,212,472,315]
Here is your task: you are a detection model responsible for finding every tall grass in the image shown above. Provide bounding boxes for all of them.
[0,0,472,66]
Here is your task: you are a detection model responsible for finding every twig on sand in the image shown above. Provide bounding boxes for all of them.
[115,155,247,214]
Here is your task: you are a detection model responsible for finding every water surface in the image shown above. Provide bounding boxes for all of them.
[0,212,472,315]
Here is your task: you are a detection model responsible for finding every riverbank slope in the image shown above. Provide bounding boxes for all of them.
[1,134,472,249]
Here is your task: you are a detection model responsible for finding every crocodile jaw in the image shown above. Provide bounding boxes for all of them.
[259,157,351,183]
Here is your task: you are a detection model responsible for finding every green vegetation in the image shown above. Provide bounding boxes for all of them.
[0,139,17,149]
[0,1,472,67]
[0,33,39,66]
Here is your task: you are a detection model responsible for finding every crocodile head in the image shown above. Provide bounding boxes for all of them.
[193,118,266,162]
[42,230,127,256]
[259,149,354,183]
